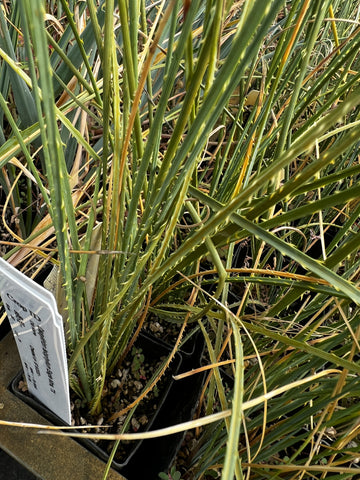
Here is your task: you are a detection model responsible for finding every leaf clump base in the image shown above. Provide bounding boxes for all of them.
[19,338,172,466]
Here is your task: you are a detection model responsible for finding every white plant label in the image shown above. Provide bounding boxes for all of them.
[0,257,71,425]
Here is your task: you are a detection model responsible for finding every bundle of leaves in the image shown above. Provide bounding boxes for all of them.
[0,1,360,478]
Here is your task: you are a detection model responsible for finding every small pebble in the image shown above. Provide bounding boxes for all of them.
[111,379,121,389]
[138,415,148,426]
[150,321,163,333]
[131,418,140,431]
[134,381,143,391]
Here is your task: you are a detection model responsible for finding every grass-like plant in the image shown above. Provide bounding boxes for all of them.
[1,0,360,478]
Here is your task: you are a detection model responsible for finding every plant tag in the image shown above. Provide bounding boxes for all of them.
[0,257,71,425]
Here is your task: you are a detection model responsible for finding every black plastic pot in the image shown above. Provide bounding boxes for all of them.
[11,331,207,479]
[3,328,207,480]
[140,332,206,478]
[11,332,182,478]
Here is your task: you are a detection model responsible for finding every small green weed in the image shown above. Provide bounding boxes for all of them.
[158,466,182,480]
[130,347,145,380]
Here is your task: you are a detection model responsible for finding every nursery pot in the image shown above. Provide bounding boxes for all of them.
[2,330,206,480]
[1,330,205,479]
[11,332,182,478]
